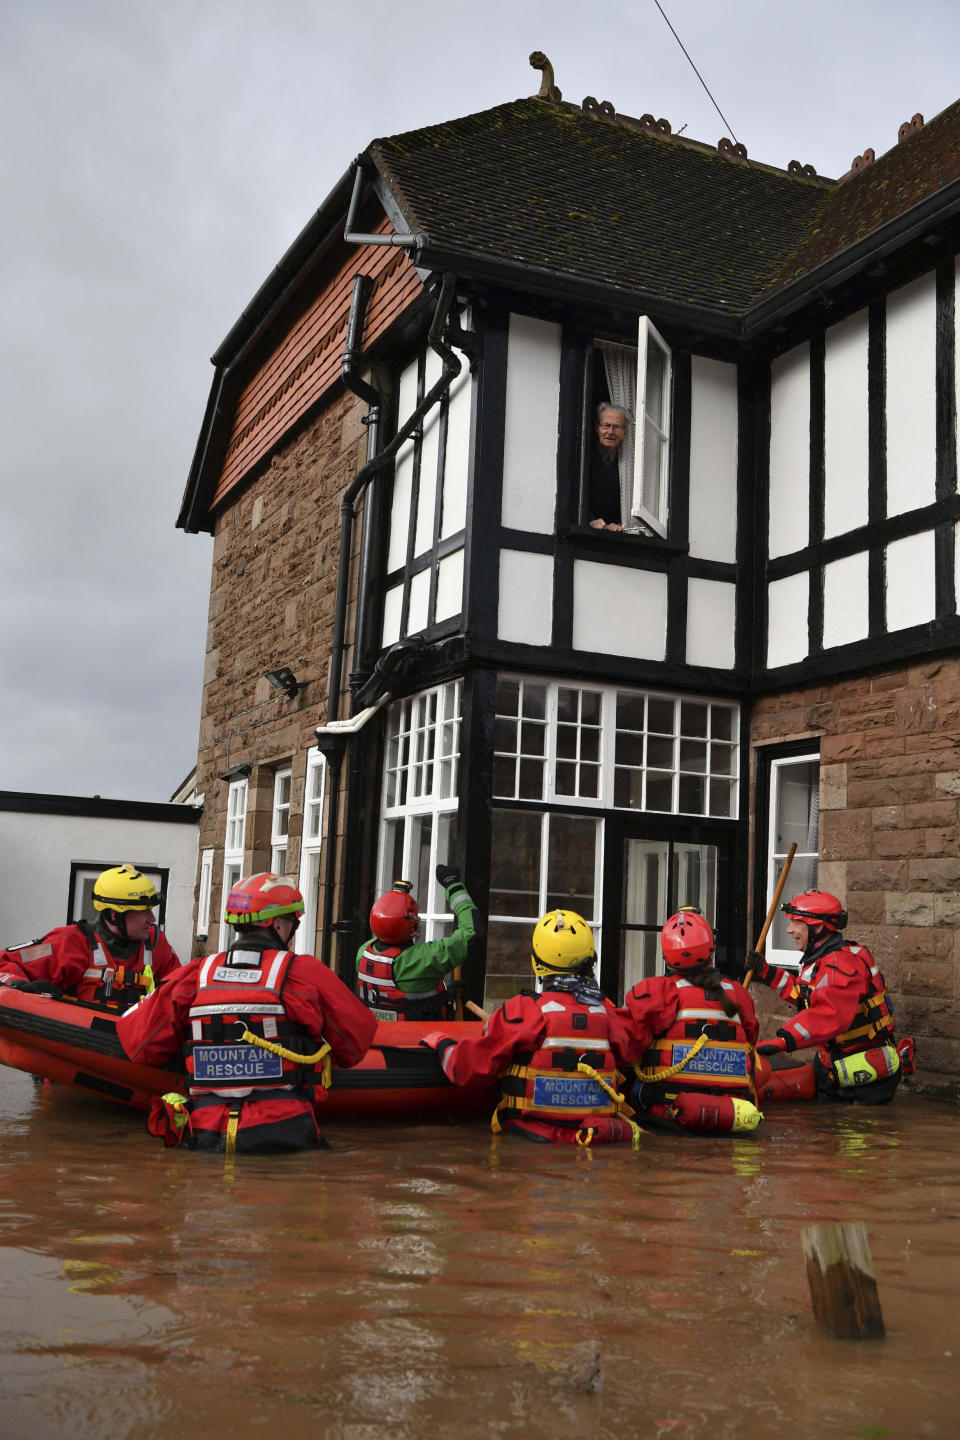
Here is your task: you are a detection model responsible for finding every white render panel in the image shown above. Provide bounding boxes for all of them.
[688,357,738,563]
[406,567,430,635]
[823,551,869,648]
[381,583,402,647]
[767,572,809,667]
[414,346,442,556]
[686,577,736,668]
[769,344,810,559]
[387,357,418,573]
[0,808,199,962]
[498,549,553,645]
[886,530,935,631]
[501,314,561,534]
[886,272,937,516]
[824,311,869,537]
[572,560,667,660]
[440,361,471,538]
[434,548,464,623]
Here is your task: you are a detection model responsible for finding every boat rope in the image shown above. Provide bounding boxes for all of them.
[634,1030,709,1082]
[240,1029,333,1089]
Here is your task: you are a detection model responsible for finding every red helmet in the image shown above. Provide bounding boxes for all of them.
[661,909,715,970]
[781,891,847,932]
[224,872,304,926]
[370,882,419,943]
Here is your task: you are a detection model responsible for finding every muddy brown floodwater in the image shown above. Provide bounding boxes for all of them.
[1,1069,959,1439]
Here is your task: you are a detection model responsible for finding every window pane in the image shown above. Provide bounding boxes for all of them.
[518,758,545,800]
[710,742,736,776]
[493,756,517,798]
[680,702,709,737]
[497,678,520,715]
[614,768,643,808]
[484,921,530,1007]
[645,773,673,811]
[520,721,545,756]
[679,740,707,773]
[415,815,433,904]
[678,774,706,814]
[616,731,644,767]
[494,717,518,752]
[580,728,599,764]
[578,765,599,799]
[776,761,820,852]
[647,699,675,734]
[546,815,597,919]
[521,683,547,721]
[555,761,577,796]
[709,778,736,818]
[557,724,578,759]
[645,343,665,424]
[710,707,734,741]
[647,735,675,768]
[580,692,601,725]
[490,810,541,917]
[557,688,579,723]
[616,694,645,731]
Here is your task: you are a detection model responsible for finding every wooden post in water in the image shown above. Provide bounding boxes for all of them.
[800,1222,885,1339]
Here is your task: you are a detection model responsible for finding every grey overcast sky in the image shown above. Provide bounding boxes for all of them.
[2,0,958,803]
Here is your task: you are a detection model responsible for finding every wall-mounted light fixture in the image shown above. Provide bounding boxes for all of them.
[264,666,300,700]
[220,761,253,783]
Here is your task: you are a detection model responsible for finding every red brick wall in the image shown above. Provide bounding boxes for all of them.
[193,386,369,957]
[750,657,960,1098]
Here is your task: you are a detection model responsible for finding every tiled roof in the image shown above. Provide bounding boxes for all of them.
[370,99,831,316]
[763,98,960,296]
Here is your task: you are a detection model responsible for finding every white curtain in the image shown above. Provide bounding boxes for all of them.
[598,341,640,533]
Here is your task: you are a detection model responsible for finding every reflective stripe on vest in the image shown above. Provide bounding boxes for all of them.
[641,979,756,1098]
[81,931,154,1004]
[185,949,309,1095]
[496,991,625,1128]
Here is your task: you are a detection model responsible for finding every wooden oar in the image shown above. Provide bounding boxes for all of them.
[466,999,490,1022]
[744,842,797,988]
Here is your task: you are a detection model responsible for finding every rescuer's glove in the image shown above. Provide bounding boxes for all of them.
[435,864,461,889]
[0,976,62,999]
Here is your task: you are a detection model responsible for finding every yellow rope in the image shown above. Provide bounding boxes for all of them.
[634,1031,710,1082]
[240,1029,333,1089]
[225,1106,240,1156]
[576,1127,596,1146]
[576,1060,625,1105]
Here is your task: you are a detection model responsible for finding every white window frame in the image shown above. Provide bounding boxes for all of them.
[493,677,739,820]
[298,748,327,955]
[379,681,462,938]
[220,778,248,949]
[765,752,820,971]
[196,847,215,940]
[631,315,672,537]
[270,767,292,875]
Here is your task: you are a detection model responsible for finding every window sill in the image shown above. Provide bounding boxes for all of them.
[562,525,688,557]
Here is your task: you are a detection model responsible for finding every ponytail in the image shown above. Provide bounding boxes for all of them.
[683,962,738,1018]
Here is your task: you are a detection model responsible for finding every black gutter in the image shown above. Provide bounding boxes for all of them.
[0,791,202,824]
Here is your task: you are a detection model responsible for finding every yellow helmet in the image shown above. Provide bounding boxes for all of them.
[531,909,595,977]
[92,864,160,914]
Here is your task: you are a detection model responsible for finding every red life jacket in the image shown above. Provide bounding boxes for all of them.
[184,948,315,1097]
[494,989,628,1132]
[356,941,451,1021]
[795,938,896,1061]
[638,978,757,1102]
[78,922,156,1007]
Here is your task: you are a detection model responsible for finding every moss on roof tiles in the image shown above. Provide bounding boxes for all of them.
[371,99,830,314]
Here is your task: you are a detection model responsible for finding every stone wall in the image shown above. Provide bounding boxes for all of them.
[192,388,368,956]
[750,656,960,1099]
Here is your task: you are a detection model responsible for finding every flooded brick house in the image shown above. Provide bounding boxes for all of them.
[177,63,960,1094]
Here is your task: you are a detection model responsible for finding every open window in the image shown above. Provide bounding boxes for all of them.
[586,317,672,537]
[760,748,820,970]
[270,767,292,875]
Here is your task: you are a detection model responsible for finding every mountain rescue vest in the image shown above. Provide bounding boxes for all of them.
[494,990,628,1133]
[77,922,156,1007]
[184,949,320,1097]
[794,938,896,1062]
[357,941,451,1022]
[638,978,757,1102]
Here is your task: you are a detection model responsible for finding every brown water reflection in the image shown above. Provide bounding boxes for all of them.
[1,1067,959,1439]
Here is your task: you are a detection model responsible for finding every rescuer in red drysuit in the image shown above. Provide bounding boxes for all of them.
[750,891,905,1105]
[422,909,641,1145]
[619,909,763,1135]
[117,872,376,1154]
[0,864,183,1006]
[356,867,479,1021]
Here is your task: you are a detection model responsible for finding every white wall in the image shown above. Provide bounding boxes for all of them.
[572,560,667,660]
[823,552,869,648]
[768,344,810,559]
[501,314,561,534]
[767,572,809,667]
[498,550,553,645]
[686,578,736,669]
[824,310,869,538]
[886,272,937,518]
[688,357,738,563]
[0,809,200,960]
[886,530,936,631]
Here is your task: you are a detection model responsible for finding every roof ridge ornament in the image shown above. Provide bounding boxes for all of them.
[582,96,616,120]
[787,158,818,178]
[529,50,562,101]
[849,147,876,173]
[718,136,748,161]
[898,113,924,142]
[639,113,672,136]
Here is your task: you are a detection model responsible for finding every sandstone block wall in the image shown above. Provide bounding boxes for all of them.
[192,390,368,956]
[751,657,960,1099]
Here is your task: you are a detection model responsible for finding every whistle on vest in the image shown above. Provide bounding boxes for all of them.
[103,966,116,998]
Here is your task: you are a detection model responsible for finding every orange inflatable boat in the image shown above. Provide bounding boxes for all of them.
[0,986,495,1119]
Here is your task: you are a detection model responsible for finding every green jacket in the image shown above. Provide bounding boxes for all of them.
[355,880,478,992]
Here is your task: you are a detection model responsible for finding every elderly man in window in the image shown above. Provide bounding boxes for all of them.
[588,403,629,531]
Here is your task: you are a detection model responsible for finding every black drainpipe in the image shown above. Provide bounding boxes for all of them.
[317,269,462,971]
[341,274,384,684]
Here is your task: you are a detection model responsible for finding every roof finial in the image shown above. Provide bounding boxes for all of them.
[529,51,562,102]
